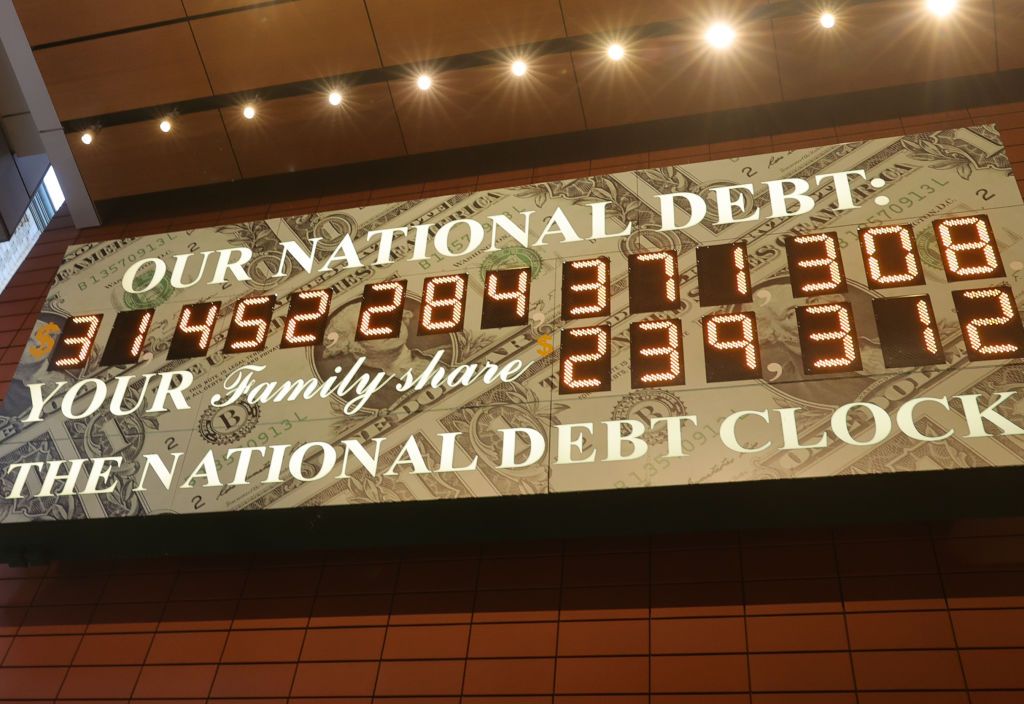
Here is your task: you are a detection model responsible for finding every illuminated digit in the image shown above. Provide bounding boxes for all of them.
[787,232,845,296]
[419,273,468,334]
[696,242,752,306]
[797,302,861,374]
[959,288,1021,357]
[563,257,610,319]
[629,319,683,387]
[482,268,530,329]
[225,295,274,353]
[704,312,760,377]
[168,303,220,359]
[356,281,406,340]
[871,295,944,368]
[282,290,332,347]
[560,325,611,393]
[916,299,939,355]
[934,215,1004,281]
[100,309,155,366]
[859,224,924,288]
[49,314,102,370]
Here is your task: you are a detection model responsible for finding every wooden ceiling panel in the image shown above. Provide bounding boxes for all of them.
[182,0,266,14]
[573,30,782,130]
[995,0,1024,70]
[190,0,381,95]
[365,0,566,66]
[561,0,767,37]
[71,111,240,200]
[775,0,997,101]
[389,53,586,155]
[223,84,407,178]
[14,0,185,47]
[34,24,212,121]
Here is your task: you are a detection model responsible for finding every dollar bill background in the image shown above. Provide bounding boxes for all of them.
[0,125,1021,524]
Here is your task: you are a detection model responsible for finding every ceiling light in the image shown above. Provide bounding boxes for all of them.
[242,105,256,119]
[607,43,625,61]
[328,90,342,106]
[511,59,527,77]
[80,131,93,145]
[705,23,736,49]
[819,12,836,28]
[159,119,172,133]
[416,74,432,91]
[926,0,956,16]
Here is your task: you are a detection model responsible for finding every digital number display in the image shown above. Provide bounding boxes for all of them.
[952,286,1024,361]
[697,243,751,306]
[281,290,331,348]
[702,312,762,382]
[99,309,154,366]
[933,215,1005,282]
[562,257,610,320]
[629,319,684,388]
[419,273,468,335]
[858,224,925,289]
[481,268,531,329]
[168,303,220,360]
[49,314,103,370]
[355,280,407,341]
[628,251,680,313]
[559,325,611,394]
[225,295,275,354]
[872,295,945,368]
[795,302,862,375]
[785,232,847,297]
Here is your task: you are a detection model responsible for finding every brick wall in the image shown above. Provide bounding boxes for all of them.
[0,103,1023,701]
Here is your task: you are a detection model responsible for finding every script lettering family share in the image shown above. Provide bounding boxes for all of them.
[2,126,1024,523]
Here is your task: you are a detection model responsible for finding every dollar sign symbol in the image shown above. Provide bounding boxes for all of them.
[28,322,60,360]
[535,334,554,357]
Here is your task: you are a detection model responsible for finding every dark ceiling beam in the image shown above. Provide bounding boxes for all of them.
[94,65,1024,225]
[59,0,893,134]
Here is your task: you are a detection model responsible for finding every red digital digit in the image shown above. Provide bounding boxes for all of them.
[355,280,407,341]
[696,242,752,306]
[785,232,847,297]
[481,268,531,329]
[932,214,1005,282]
[872,295,944,368]
[858,224,925,289]
[49,314,103,370]
[629,318,684,388]
[168,303,220,360]
[419,273,468,335]
[795,302,862,374]
[702,312,762,382]
[559,325,611,394]
[100,309,155,366]
[628,251,680,313]
[952,286,1024,361]
[281,289,332,348]
[562,257,611,320]
[224,295,275,353]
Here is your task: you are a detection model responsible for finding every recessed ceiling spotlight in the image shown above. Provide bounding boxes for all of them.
[819,11,836,28]
[705,23,736,49]
[80,131,93,145]
[416,74,433,91]
[159,119,172,133]
[607,43,625,61]
[926,0,956,16]
[328,90,342,106]
[242,105,256,119]
[511,59,528,77]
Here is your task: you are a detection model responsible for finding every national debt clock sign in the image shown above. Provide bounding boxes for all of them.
[2,125,1024,524]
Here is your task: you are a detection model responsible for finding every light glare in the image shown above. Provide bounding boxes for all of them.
[927,0,956,16]
[416,74,432,91]
[159,119,171,133]
[705,23,736,49]
[511,59,527,76]
[242,105,256,119]
[328,91,342,106]
[607,43,625,61]
[80,132,93,145]
[819,12,836,28]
